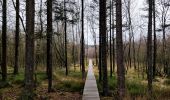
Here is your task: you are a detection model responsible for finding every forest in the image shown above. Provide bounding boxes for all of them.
[0,0,170,100]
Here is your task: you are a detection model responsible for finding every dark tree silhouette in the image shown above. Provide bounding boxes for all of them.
[153,0,157,79]
[99,8,102,83]
[81,0,85,80]
[1,0,7,81]
[147,0,153,96]
[112,0,115,73]
[14,0,20,75]
[116,0,125,98]
[99,32,102,82]
[24,0,35,98]
[100,0,108,96]
[64,0,68,76]
[47,0,53,92]
[109,0,113,77]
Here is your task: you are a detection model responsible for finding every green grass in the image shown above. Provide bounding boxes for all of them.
[96,74,146,97]
[0,72,47,86]
[126,80,146,96]
[94,66,170,100]
[108,76,117,91]
[163,79,170,85]
[0,81,11,89]
[0,65,85,99]
[9,73,24,84]
[54,79,84,92]
[96,75,117,92]
[53,67,85,93]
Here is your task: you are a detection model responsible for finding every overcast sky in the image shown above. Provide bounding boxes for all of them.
[85,0,146,45]
[1,0,170,45]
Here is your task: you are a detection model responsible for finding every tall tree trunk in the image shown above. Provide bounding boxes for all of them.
[112,0,115,72]
[147,0,153,96]
[94,39,98,66]
[99,24,102,82]
[162,15,166,74]
[64,0,68,76]
[14,0,20,75]
[116,0,125,98]
[99,1,102,82]
[72,22,76,71]
[25,0,35,97]
[47,0,53,92]
[86,21,88,65]
[110,0,113,77]
[81,0,85,80]
[100,0,108,96]
[153,0,157,79]
[1,0,7,81]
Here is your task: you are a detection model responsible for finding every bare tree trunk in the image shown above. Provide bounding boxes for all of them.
[147,0,153,96]
[112,0,115,72]
[64,0,68,76]
[24,0,35,98]
[72,22,76,71]
[162,16,166,74]
[94,39,98,66]
[99,29,102,82]
[81,0,85,80]
[14,0,20,75]
[109,0,113,77]
[47,0,53,92]
[86,21,88,65]
[153,0,157,79]
[100,0,108,96]
[116,0,125,98]
[1,0,7,81]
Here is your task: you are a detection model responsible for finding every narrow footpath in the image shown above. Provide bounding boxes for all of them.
[82,59,100,100]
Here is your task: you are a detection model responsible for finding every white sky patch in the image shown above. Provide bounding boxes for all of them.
[0,0,169,45]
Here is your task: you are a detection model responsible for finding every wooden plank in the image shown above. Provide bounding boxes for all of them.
[83,59,100,100]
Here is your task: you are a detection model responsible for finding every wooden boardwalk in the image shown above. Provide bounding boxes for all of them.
[82,59,100,100]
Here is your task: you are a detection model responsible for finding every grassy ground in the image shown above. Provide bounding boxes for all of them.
[93,64,170,100]
[0,65,86,100]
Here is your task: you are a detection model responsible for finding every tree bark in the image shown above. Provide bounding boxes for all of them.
[14,0,20,75]
[1,0,7,81]
[112,0,115,72]
[147,0,153,96]
[25,0,35,97]
[47,0,53,92]
[109,0,113,77]
[72,22,76,71]
[153,0,157,79]
[64,0,68,76]
[116,0,125,98]
[100,0,108,96]
[81,0,85,80]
